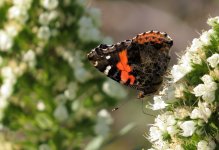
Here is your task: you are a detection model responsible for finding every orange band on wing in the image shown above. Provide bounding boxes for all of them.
[116,50,135,85]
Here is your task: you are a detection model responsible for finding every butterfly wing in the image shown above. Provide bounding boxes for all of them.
[87,40,132,83]
[126,31,173,96]
[87,31,173,98]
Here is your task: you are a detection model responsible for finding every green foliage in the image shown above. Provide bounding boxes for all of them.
[0,0,128,149]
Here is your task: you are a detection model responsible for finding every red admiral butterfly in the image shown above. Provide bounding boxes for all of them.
[87,30,173,98]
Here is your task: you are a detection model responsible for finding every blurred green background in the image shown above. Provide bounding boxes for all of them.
[0,0,218,150]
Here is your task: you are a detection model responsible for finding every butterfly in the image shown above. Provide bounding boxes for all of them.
[87,30,173,98]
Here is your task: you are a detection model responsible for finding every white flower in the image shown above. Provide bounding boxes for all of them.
[40,0,59,10]
[154,114,176,133]
[23,49,36,68]
[193,75,217,102]
[48,10,59,21]
[102,79,127,99]
[0,82,13,99]
[0,97,8,109]
[189,38,203,52]
[200,30,214,45]
[190,101,212,122]
[97,109,113,125]
[207,16,219,26]
[148,126,163,141]
[71,100,80,111]
[197,140,216,150]
[85,136,104,150]
[64,82,78,100]
[153,140,170,150]
[78,27,101,42]
[37,101,45,111]
[39,12,50,25]
[4,22,21,37]
[53,104,69,122]
[8,6,29,23]
[175,145,184,150]
[166,125,178,136]
[151,96,168,110]
[207,53,219,68]
[13,0,32,9]
[201,74,214,83]
[1,67,15,80]
[74,67,92,83]
[171,63,192,82]
[180,120,196,137]
[37,26,51,40]
[208,139,216,149]
[78,16,101,42]
[0,30,13,51]
[94,109,113,137]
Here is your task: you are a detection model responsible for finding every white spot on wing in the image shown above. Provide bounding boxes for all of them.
[94,61,98,66]
[104,66,111,75]
[106,55,111,59]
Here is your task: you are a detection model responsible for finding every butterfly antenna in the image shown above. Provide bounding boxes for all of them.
[141,98,155,117]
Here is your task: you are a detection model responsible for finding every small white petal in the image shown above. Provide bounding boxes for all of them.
[207,17,219,26]
[8,6,29,23]
[207,53,219,68]
[37,101,45,111]
[189,38,203,52]
[193,84,206,97]
[180,121,196,137]
[171,64,192,82]
[151,96,168,110]
[167,125,178,136]
[200,30,214,45]
[197,139,216,150]
[202,92,215,102]
[37,26,51,40]
[40,0,59,10]
[148,126,163,141]
[0,30,13,51]
[201,75,214,84]
[197,140,208,150]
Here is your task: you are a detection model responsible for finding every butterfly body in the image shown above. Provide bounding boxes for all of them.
[87,30,173,98]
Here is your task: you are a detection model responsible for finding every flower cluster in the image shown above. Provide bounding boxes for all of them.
[0,0,32,51]
[0,0,130,149]
[0,0,34,122]
[148,17,219,150]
